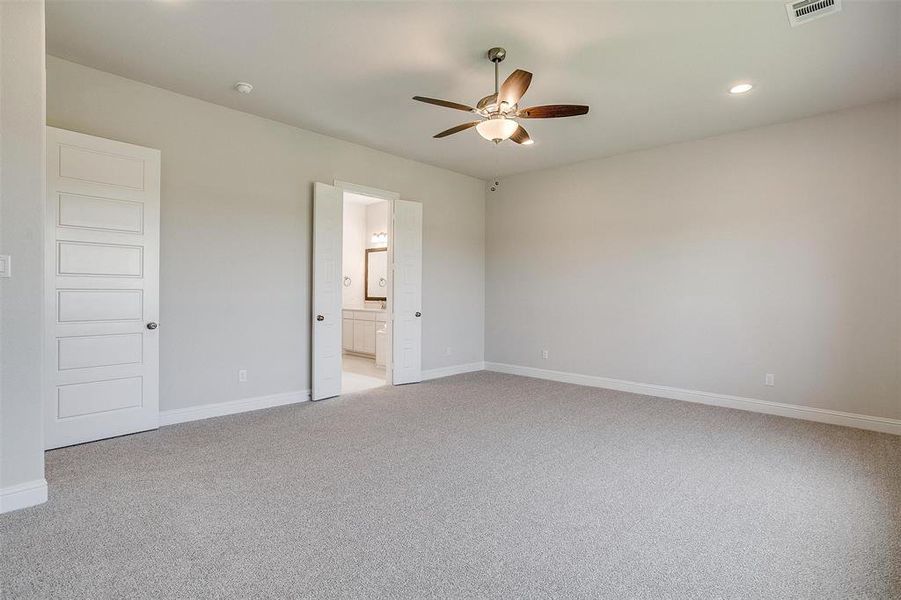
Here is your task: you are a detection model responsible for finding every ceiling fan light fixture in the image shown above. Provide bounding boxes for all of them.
[413,47,588,145]
[476,117,519,142]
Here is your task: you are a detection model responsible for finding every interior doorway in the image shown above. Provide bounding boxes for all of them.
[311,180,422,401]
[340,191,391,393]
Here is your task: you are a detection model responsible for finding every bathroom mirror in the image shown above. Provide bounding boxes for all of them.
[365,248,388,301]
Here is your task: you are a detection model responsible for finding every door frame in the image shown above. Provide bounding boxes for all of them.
[334,180,399,386]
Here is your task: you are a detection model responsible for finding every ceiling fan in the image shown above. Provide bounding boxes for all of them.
[413,47,589,145]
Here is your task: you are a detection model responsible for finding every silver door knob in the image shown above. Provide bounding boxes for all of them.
[316,315,325,321]
[146,322,159,330]
[415,312,421,317]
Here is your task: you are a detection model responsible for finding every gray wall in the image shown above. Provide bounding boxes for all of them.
[0,1,46,490]
[487,100,901,420]
[47,57,485,412]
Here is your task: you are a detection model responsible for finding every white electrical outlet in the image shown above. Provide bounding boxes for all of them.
[765,373,775,386]
[541,349,549,360]
[238,369,248,383]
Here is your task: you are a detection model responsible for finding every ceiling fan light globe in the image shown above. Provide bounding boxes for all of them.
[476,117,519,142]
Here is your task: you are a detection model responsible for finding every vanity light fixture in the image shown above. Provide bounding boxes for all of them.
[371,232,388,245]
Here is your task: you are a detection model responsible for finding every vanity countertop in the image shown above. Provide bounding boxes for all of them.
[343,307,386,312]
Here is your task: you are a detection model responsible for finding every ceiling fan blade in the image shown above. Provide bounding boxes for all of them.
[433,121,481,138]
[498,69,533,107]
[517,104,590,119]
[413,96,476,113]
[510,125,532,145]
[476,93,497,110]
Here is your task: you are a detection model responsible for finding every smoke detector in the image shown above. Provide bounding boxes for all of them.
[785,0,841,27]
[234,82,254,94]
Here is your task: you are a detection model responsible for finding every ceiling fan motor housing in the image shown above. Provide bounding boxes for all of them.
[487,47,506,63]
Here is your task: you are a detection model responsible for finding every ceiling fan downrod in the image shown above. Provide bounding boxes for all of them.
[488,47,506,97]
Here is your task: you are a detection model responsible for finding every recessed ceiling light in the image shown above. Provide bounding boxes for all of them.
[234,82,254,95]
[729,83,753,95]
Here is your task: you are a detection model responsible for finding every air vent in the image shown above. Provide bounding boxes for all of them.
[786,0,842,27]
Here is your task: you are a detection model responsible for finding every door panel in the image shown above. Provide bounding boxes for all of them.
[58,193,144,233]
[58,144,145,189]
[57,377,143,419]
[45,127,160,449]
[57,333,143,370]
[312,182,343,400]
[57,289,143,322]
[57,241,143,277]
[392,200,422,384]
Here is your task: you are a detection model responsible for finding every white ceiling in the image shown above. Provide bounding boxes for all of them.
[46,1,900,180]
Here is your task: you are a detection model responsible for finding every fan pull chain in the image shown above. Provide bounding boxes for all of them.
[489,143,501,192]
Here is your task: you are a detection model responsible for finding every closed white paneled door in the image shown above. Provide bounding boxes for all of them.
[391,199,422,384]
[312,182,343,400]
[45,127,161,449]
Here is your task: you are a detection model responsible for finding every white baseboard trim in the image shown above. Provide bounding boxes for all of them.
[485,362,901,435]
[422,361,486,381]
[0,478,48,514]
[159,390,311,427]
[159,363,486,428]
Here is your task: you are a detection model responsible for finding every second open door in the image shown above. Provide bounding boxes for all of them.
[390,199,422,384]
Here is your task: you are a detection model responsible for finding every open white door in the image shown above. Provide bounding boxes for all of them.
[312,182,343,400]
[391,199,423,384]
[45,127,160,449]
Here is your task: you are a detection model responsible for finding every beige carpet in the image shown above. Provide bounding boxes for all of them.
[2,371,899,599]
